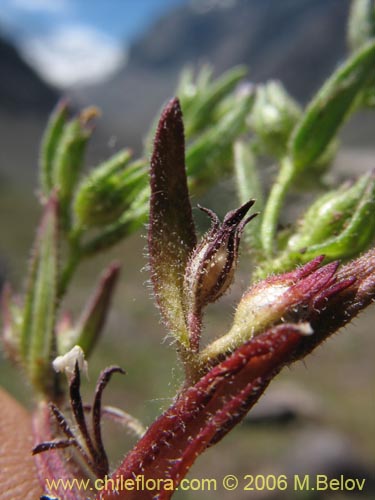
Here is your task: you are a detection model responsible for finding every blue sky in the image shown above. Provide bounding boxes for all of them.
[0,0,188,87]
[1,0,188,41]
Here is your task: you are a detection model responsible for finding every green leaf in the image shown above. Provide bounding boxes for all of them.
[148,98,196,347]
[39,99,69,195]
[248,80,301,159]
[52,107,98,229]
[21,194,59,396]
[176,65,212,114]
[184,66,247,137]
[259,156,295,256]
[186,90,254,189]
[290,40,375,171]
[144,66,246,157]
[348,0,375,52]
[233,141,263,250]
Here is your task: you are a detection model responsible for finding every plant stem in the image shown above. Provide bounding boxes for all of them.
[260,156,295,256]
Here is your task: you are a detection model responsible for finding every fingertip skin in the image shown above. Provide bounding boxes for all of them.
[0,388,43,500]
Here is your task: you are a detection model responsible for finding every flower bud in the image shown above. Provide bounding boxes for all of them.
[248,81,301,157]
[201,256,346,362]
[287,170,375,260]
[74,153,146,228]
[184,200,257,311]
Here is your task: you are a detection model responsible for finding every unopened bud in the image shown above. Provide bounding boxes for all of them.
[201,256,340,362]
[287,170,375,260]
[249,81,301,157]
[74,153,146,228]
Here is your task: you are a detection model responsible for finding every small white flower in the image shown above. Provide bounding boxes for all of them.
[296,322,314,336]
[52,345,88,380]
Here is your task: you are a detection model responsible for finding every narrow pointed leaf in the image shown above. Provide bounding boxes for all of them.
[233,141,263,249]
[21,194,59,396]
[176,65,212,114]
[148,98,196,346]
[290,40,375,171]
[58,263,121,357]
[39,99,69,196]
[52,107,98,229]
[186,91,254,187]
[184,66,247,136]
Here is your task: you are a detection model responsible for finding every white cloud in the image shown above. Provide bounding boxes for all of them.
[19,25,126,88]
[10,0,70,13]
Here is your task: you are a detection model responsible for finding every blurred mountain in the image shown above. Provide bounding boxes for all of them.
[128,0,348,101]
[0,34,59,186]
[0,35,57,113]
[71,0,371,153]
[1,0,374,188]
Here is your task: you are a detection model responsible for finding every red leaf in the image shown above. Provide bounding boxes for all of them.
[148,98,196,344]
